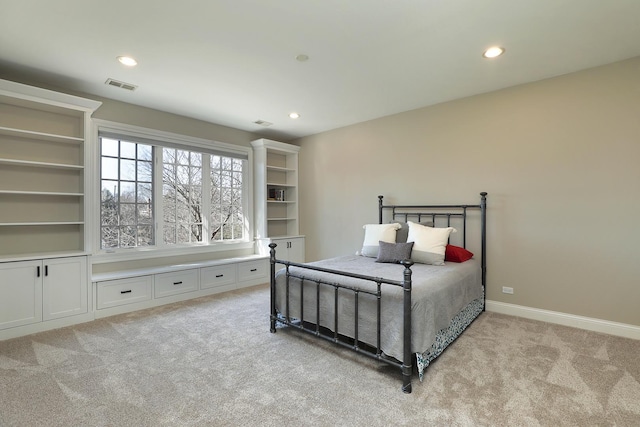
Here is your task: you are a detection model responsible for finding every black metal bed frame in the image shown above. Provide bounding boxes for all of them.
[269,192,487,393]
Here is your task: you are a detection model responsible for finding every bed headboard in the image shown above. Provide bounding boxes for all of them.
[378,192,487,290]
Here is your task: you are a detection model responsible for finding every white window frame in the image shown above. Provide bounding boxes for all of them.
[91,120,254,262]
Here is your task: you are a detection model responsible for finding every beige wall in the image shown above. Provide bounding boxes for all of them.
[92,97,259,148]
[295,56,640,327]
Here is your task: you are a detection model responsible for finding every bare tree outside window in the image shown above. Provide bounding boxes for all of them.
[162,148,203,244]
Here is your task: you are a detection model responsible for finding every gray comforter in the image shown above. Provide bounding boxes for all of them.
[274,255,482,361]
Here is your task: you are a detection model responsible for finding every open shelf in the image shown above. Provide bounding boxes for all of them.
[0,190,84,196]
[0,158,84,170]
[266,165,296,172]
[0,221,84,226]
[0,126,84,144]
[0,78,100,260]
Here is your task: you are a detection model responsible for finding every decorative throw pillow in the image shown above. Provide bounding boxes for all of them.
[395,221,434,243]
[376,241,414,263]
[406,221,456,265]
[445,245,474,263]
[361,223,401,257]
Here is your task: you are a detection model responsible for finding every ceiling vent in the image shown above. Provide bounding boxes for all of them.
[254,120,273,127]
[105,78,137,91]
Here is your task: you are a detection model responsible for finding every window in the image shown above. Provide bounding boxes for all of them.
[210,156,245,241]
[98,127,249,252]
[100,138,154,249]
[162,148,203,244]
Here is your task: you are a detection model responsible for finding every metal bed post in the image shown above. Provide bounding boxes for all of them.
[401,259,413,394]
[269,243,278,333]
[480,192,487,311]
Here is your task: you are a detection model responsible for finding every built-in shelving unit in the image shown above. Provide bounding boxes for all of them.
[251,139,300,238]
[251,138,305,262]
[0,79,101,259]
[0,79,101,341]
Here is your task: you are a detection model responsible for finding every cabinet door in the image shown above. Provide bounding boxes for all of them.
[0,260,42,330]
[287,237,305,264]
[42,256,88,321]
[272,237,305,263]
[270,238,289,270]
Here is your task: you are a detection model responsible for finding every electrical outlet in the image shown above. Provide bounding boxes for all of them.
[502,286,514,294]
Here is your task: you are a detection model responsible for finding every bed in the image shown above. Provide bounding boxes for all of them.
[269,193,487,393]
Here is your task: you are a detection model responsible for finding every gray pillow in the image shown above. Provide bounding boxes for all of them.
[395,221,434,243]
[375,241,414,264]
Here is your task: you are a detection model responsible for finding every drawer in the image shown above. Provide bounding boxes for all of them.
[238,259,268,282]
[96,276,152,310]
[201,264,236,290]
[154,269,199,298]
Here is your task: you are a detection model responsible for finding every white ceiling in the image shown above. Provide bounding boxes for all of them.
[2,0,640,141]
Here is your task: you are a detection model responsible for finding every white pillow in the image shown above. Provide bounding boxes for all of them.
[407,221,456,265]
[361,223,401,257]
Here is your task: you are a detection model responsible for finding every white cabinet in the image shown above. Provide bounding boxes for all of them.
[270,236,305,264]
[0,260,42,330]
[0,256,88,333]
[42,256,88,321]
[0,79,101,259]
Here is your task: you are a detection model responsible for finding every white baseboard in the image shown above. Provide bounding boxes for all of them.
[486,300,640,340]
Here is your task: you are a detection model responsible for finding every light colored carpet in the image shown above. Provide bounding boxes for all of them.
[1,284,639,426]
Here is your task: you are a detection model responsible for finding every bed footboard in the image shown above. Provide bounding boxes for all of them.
[269,243,415,393]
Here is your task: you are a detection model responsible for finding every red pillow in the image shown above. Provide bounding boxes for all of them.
[445,245,473,263]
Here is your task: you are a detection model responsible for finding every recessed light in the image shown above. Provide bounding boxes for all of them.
[483,47,505,59]
[117,56,138,66]
[289,112,300,119]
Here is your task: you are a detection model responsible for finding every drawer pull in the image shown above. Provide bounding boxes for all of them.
[250,268,257,272]
[215,274,224,278]
[173,281,183,285]
[120,290,132,294]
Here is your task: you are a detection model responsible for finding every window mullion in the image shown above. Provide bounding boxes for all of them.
[154,147,165,247]
[202,155,211,244]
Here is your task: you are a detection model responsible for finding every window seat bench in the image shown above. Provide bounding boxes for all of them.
[92,254,268,319]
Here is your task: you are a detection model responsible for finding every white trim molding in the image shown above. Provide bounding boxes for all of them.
[486,300,640,340]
